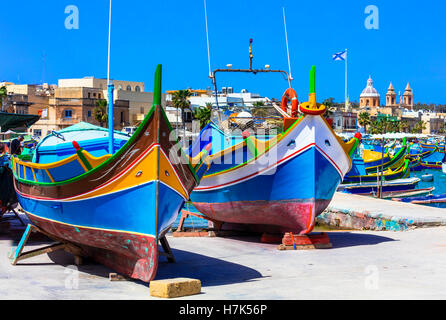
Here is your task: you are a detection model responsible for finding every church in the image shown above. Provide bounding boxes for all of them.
[359,76,414,117]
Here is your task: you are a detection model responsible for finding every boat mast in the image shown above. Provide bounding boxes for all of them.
[282,7,293,88]
[107,0,115,154]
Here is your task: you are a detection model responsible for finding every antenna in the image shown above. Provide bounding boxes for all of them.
[282,7,292,88]
[42,52,46,85]
[204,0,212,78]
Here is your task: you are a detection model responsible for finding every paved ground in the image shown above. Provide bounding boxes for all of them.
[1,212,446,300]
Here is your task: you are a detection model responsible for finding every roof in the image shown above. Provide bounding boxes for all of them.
[360,76,380,98]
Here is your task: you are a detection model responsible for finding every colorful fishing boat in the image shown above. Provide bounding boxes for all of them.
[343,159,410,184]
[189,66,359,235]
[33,122,131,164]
[11,66,210,282]
[337,177,420,195]
[422,161,442,170]
[357,187,435,199]
[409,156,423,172]
[394,192,446,209]
[364,138,408,174]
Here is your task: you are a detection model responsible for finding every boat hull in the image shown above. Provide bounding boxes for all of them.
[12,98,199,282]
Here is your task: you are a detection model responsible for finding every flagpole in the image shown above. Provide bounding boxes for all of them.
[345,48,348,112]
[107,0,115,154]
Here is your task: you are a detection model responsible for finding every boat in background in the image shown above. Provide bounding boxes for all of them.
[32,122,131,164]
[343,159,410,184]
[11,65,211,282]
[337,177,421,195]
[357,187,435,199]
[394,192,446,209]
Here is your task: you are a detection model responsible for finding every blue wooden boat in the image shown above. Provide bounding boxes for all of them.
[395,193,446,209]
[33,122,131,164]
[10,66,211,283]
[189,66,359,235]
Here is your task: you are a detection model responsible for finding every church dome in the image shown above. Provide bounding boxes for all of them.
[360,76,380,98]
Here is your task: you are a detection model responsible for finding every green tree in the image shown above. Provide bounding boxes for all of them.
[411,120,426,134]
[93,99,108,127]
[193,104,212,129]
[358,112,371,133]
[322,97,335,109]
[0,86,7,112]
[171,89,192,140]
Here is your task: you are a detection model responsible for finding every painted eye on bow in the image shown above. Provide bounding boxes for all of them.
[325,140,331,147]
[136,171,143,177]
[165,170,170,177]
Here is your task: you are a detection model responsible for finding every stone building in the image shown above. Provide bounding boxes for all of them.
[386,82,413,109]
[360,76,380,109]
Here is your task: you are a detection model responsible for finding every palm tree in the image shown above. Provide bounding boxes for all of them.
[358,112,371,133]
[412,120,427,134]
[193,104,211,129]
[0,86,7,112]
[93,99,108,127]
[171,89,192,141]
[399,120,409,133]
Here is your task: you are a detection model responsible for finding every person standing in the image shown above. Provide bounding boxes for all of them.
[10,135,24,156]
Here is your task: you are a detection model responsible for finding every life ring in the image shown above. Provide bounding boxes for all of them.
[281,88,299,118]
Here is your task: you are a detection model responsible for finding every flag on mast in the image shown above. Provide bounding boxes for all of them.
[333,50,347,61]
[333,49,348,111]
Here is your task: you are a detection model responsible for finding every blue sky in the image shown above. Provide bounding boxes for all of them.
[0,0,445,104]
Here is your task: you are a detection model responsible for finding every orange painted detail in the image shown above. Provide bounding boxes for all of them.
[281,88,299,118]
[282,232,331,246]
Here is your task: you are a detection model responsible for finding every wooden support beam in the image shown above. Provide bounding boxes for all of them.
[159,236,175,263]
[10,224,86,266]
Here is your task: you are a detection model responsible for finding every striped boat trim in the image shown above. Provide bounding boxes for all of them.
[195,142,343,192]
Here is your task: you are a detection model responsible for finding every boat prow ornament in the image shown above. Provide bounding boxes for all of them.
[299,66,326,116]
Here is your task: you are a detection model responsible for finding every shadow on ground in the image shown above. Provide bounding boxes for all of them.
[155,248,264,287]
[326,232,397,249]
[11,241,263,289]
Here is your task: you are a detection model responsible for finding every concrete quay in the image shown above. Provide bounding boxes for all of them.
[1,211,446,300]
[317,192,446,231]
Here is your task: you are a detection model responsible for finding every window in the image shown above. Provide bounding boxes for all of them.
[88,110,92,118]
[88,92,91,98]
[93,93,97,98]
[120,111,124,123]
[135,86,141,92]
[64,109,73,118]
[126,85,132,91]
[98,93,102,99]
[34,129,42,137]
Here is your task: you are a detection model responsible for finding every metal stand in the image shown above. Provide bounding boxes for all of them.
[9,224,84,266]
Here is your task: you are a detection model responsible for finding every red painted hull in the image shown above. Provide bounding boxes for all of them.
[193,199,332,235]
[29,214,158,283]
